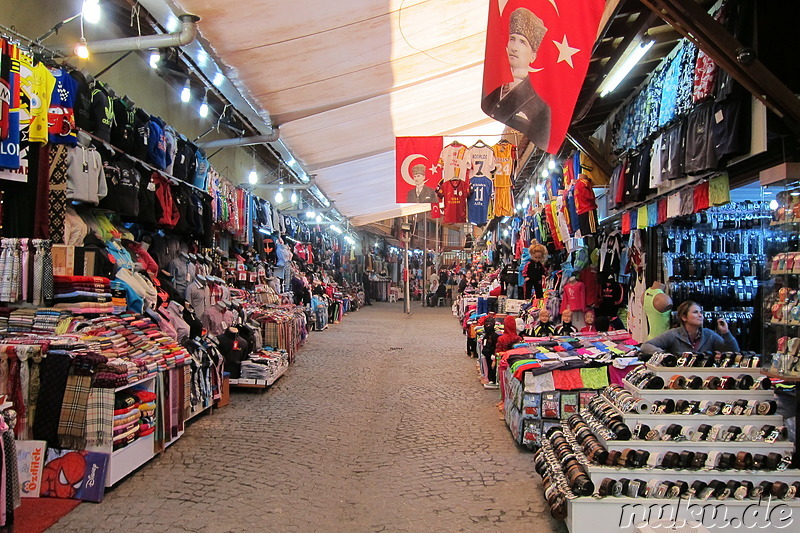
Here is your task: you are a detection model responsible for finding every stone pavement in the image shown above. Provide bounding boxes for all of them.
[52,302,565,533]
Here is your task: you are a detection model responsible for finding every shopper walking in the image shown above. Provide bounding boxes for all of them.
[361,268,372,306]
[482,316,500,389]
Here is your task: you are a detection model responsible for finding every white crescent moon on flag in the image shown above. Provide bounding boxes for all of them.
[401,154,428,186]
[499,0,509,16]
[549,0,560,17]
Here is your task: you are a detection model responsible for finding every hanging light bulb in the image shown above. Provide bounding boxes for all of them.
[82,0,101,24]
[149,50,160,69]
[306,211,316,219]
[180,79,191,103]
[316,215,323,223]
[212,72,225,87]
[74,38,90,59]
[290,191,298,203]
[248,169,257,185]
[198,91,209,118]
[274,188,284,203]
[540,168,548,178]
[548,158,556,170]
[528,186,535,196]
[770,199,779,211]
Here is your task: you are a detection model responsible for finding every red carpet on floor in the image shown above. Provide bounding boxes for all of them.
[14,498,81,533]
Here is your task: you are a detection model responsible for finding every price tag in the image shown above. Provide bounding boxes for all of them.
[249,272,257,282]
[238,272,247,281]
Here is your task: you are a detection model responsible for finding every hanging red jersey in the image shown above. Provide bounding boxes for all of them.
[437,178,468,224]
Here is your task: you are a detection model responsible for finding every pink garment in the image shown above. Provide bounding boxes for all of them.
[608,365,636,386]
[561,280,586,313]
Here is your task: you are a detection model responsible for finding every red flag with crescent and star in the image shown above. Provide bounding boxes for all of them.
[395,136,444,204]
[481,0,605,154]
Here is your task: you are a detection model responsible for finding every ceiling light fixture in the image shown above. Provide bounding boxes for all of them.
[306,211,316,219]
[212,72,225,87]
[548,159,556,170]
[82,0,101,24]
[75,37,90,59]
[274,188,284,203]
[599,39,654,97]
[540,168,548,178]
[290,191,298,203]
[180,79,191,103]
[149,50,160,69]
[248,169,258,185]
[198,90,209,118]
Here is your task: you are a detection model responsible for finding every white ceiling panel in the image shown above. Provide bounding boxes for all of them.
[174,0,499,223]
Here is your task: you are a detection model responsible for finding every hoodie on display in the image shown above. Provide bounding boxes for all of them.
[496,315,523,353]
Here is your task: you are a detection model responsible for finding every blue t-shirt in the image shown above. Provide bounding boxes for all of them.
[468,175,493,225]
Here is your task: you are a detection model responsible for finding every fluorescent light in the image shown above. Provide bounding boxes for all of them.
[248,169,257,184]
[331,225,342,234]
[212,73,225,87]
[600,39,654,97]
[75,38,89,59]
[82,0,101,24]
[149,50,160,69]
[345,236,355,245]
[180,80,191,103]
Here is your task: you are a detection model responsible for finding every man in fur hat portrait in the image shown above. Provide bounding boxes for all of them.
[483,7,552,149]
[406,163,438,203]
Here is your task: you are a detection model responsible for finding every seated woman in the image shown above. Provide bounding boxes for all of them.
[640,300,738,355]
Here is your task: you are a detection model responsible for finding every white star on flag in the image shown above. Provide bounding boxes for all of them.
[553,34,580,68]
[429,164,439,175]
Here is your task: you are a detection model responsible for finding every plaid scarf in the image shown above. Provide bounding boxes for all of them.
[57,374,93,450]
[85,388,113,447]
[57,351,105,450]
[32,351,72,448]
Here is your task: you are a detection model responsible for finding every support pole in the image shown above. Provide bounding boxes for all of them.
[422,213,427,307]
[404,216,411,315]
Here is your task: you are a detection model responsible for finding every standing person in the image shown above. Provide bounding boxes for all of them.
[361,268,372,306]
[503,259,519,298]
[640,300,738,355]
[482,316,500,389]
[427,274,440,307]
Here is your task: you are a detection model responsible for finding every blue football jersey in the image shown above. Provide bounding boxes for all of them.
[468,175,493,225]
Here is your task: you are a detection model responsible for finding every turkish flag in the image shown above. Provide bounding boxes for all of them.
[481,0,605,154]
[396,136,443,204]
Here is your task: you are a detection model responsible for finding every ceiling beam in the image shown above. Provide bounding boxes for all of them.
[573,10,661,125]
[639,0,800,137]
[566,129,614,177]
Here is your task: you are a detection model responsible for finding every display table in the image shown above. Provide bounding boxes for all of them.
[762,369,800,468]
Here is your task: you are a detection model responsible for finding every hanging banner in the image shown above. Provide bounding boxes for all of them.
[396,136,443,203]
[481,0,605,154]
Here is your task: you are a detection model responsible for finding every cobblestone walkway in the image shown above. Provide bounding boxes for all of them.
[52,303,564,532]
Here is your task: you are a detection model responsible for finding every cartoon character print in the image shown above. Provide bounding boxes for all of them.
[41,451,86,499]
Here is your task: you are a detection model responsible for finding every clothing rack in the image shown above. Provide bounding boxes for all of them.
[77,128,212,198]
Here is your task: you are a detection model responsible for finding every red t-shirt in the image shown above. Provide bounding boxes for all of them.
[437,178,468,224]
[574,175,597,214]
[694,181,710,212]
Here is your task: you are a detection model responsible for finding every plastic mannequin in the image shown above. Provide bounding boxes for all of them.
[644,281,673,340]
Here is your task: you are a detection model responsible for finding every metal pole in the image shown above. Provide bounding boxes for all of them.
[422,213,427,307]
[404,217,411,315]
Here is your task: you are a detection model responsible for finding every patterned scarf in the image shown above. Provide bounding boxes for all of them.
[48,145,68,244]
[26,349,44,437]
[31,351,72,448]
[57,351,105,450]
[85,387,114,447]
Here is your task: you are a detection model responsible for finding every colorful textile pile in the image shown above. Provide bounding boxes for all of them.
[53,275,114,314]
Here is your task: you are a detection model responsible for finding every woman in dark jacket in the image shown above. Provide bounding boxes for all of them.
[640,300,738,355]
